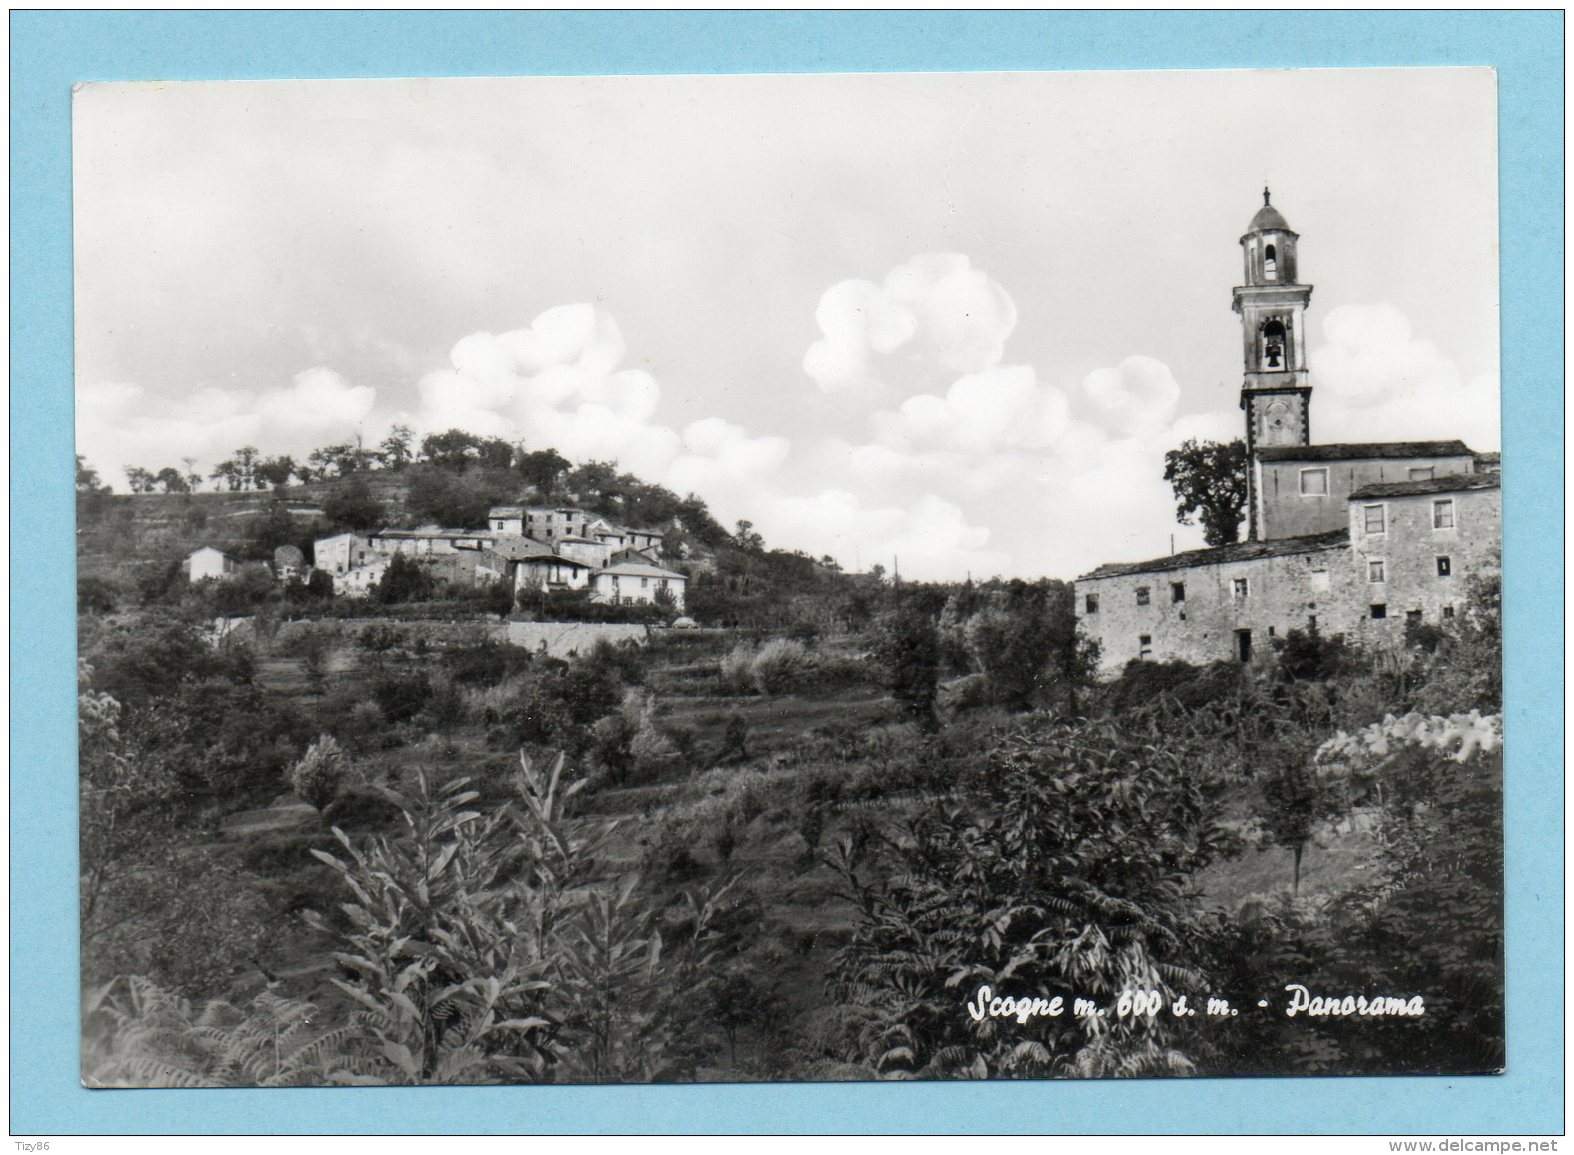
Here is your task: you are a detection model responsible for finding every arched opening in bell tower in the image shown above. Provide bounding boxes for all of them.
[1261,318,1286,370]
[1263,242,1278,278]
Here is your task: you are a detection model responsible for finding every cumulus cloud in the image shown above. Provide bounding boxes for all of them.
[758,489,1007,581]
[415,304,793,508]
[1309,303,1500,448]
[76,368,374,489]
[872,364,1072,457]
[803,253,1017,396]
[1081,354,1183,438]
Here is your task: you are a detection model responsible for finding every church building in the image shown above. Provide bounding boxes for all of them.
[1074,192,1500,677]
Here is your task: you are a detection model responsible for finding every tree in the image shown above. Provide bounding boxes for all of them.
[476,437,515,470]
[210,459,243,492]
[321,475,383,531]
[288,734,349,813]
[379,424,414,470]
[253,455,296,490]
[124,466,157,494]
[518,448,571,496]
[1163,438,1248,546]
[734,520,765,552]
[420,428,484,471]
[372,554,435,605]
[153,467,190,494]
[77,455,109,494]
[566,460,622,506]
[870,599,940,731]
[407,470,491,529]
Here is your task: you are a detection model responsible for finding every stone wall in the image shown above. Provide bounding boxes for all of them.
[1075,537,1350,677]
[1076,483,1501,679]
[501,620,650,658]
[1347,484,1501,626]
[1257,452,1475,540]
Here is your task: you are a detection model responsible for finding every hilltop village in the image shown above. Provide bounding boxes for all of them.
[1074,192,1501,676]
[187,504,688,610]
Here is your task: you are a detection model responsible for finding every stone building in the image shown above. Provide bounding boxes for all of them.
[1075,192,1498,677]
[589,560,687,609]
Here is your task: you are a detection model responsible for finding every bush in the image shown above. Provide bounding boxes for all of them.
[1104,659,1244,713]
[720,643,756,694]
[1276,624,1355,681]
[750,638,811,695]
[372,555,435,605]
[289,734,349,811]
[78,576,122,614]
[372,670,431,723]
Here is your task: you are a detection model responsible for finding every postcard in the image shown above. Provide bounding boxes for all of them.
[71,67,1503,1086]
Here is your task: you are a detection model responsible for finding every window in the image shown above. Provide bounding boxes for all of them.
[1232,577,1250,599]
[1363,504,1387,534]
[1406,610,1423,624]
[1408,466,1435,481]
[1442,605,1455,620]
[1084,592,1099,614]
[1299,467,1329,497]
[1370,604,1387,620]
[1139,634,1152,660]
[1264,243,1278,275]
[1136,586,1150,606]
[1368,559,1386,583]
[1436,556,1452,577]
[1433,498,1456,529]
[1171,582,1186,604]
[1268,626,1276,638]
[1309,569,1330,592]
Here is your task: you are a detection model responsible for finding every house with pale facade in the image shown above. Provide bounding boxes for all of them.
[316,504,680,610]
[590,560,687,609]
[1075,192,1500,677]
[186,545,241,584]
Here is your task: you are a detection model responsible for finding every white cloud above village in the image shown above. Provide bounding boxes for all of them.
[1309,303,1502,449]
[77,278,1496,583]
[77,369,375,485]
[72,74,1501,581]
[803,253,1019,398]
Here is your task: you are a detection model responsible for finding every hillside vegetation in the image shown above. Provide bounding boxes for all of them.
[76,442,1504,1084]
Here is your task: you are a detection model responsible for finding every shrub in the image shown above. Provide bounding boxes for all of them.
[78,576,121,614]
[1276,624,1355,681]
[1104,659,1243,713]
[372,670,430,723]
[749,638,810,695]
[719,643,755,694]
[288,734,349,812]
[372,554,435,605]
[421,673,467,732]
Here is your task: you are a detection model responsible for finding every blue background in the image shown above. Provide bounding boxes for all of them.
[11,10,1562,1136]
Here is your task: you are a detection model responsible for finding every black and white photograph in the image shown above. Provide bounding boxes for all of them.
[74,67,1504,1086]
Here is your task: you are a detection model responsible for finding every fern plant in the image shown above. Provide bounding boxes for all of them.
[83,975,356,1088]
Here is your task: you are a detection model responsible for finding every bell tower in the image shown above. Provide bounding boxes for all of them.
[1233,188,1313,539]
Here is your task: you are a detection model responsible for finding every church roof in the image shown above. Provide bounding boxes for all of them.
[1077,529,1348,582]
[1256,440,1474,463]
[1247,203,1293,234]
[1349,473,1501,500]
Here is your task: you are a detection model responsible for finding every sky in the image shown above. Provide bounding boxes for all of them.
[73,68,1500,580]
